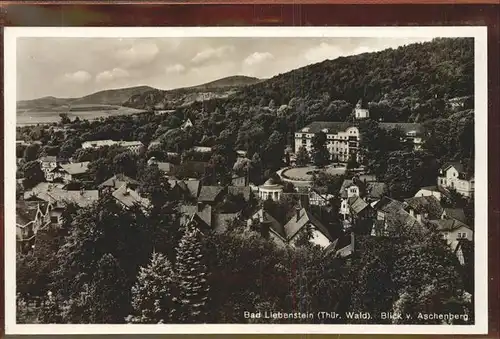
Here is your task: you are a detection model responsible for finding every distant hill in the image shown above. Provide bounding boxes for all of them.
[17,85,156,111]
[189,75,262,89]
[71,85,156,106]
[122,76,263,110]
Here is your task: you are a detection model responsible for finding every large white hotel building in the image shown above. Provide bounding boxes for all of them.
[294,119,425,163]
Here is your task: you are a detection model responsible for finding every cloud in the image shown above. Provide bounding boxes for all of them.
[191,46,234,65]
[115,42,159,67]
[165,64,186,74]
[304,43,343,63]
[62,70,92,84]
[243,52,274,66]
[95,68,130,83]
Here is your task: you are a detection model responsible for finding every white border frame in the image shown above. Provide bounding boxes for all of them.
[4,26,489,335]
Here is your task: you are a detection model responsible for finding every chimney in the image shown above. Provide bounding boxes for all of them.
[351,232,355,253]
[197,201,203,213]
[296,207,301,222]
[260,220,271,239]
[80,188,85,196]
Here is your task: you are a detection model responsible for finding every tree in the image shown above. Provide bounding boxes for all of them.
[346,154,359,170]
[59,113,71,125]
[384,150,438,200]
[295,146,310,166]
[175,222,210,323]
[311,132,330,167]
[38,291,62,323]
[23,143,41,162]
[113,151,138,177]
[127,252,175,324]
[22,160,45,189]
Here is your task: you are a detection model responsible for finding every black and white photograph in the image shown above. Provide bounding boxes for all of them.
[4,27,488,334]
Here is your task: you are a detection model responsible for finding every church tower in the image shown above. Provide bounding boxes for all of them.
[354,99,369,119]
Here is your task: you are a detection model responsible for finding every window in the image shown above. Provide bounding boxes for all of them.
[458,232,467,239]
[50,216,58,223]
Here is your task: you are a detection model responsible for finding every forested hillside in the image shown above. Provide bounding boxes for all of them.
[126,38,474,124]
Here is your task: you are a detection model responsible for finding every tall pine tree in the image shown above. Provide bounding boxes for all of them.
[127,251,175,324]
[175,222,210,323]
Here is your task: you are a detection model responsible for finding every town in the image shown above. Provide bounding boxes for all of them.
[15,36,475,325]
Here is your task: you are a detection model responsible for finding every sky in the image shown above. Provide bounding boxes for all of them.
[16,37,434,100]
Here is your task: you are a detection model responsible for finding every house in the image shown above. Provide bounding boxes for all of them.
[371,196,425,237]
[339,178,361,218]
[112,184,150,210]
[437,162,474,197]
[181,118,193,130]
[198,186,226,205]
[81,140,117,149]
[281,208,333,248]
[441,208,468,224]
[119,141,145,154]
[23,183,99,208]
[347,196,375,234]
[354,100,369,119]
[427,219,473,244]
[150,158,176,176]
[98,174,140,192]
[16,200,52,246]
[404,195,443,223]
[247,208,287,247]
[180,203,213,232]
[294,122,360,163]
[414,185,448,202]
[309,186,334,206]
[180,202,240,234]
[38,156,68,181]
[258,178,284,201]
[56,161,90,183]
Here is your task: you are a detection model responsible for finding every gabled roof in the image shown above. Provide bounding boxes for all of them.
[60,162,90,175]
[23,183,98,207]
[439,162,473,180]
[404,195,443,219]
[251,208,285,240]
[98,174,140,190]
[442,208,467,224]
[299,122,353,134]
[373,196,405,214]
[16,201,49,225]
[185,180,201,198]
[417,185,448,194]
[198,186,225,202]
[348,196,369,215]
[228,186,252,202]
[283,208,332,241]
[325,233,354,258]
[180,204,212,229]
[428,218,471,231]
[340,179,358,198]
[384,208,425,235]
[112,184,150,209]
